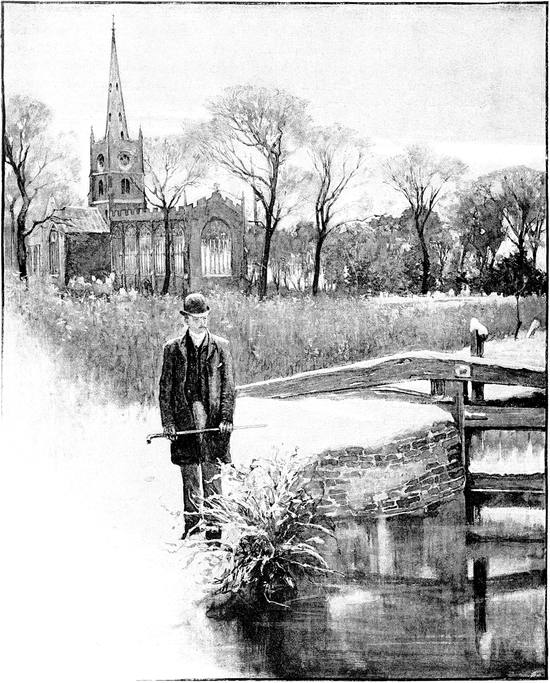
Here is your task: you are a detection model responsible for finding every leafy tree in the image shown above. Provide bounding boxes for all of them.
[385,145,467,294]
[3,95,80,279]
[141,132,206,294]
[453,178,507,281]
[269,229,294,293]
[307,125,370,295]
[322,221,375,293]
[288,221,316,291]
[202,85,309,299]
[490,252,547,339]
[489,166,546,268]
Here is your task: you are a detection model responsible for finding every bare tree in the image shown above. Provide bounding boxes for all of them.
[3,95,80,279]
[141,132,206,294]
[202,85,309,299]
[385,145,467,294]
[308,125,370,295]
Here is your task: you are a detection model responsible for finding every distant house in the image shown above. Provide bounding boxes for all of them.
[27,203,110,287]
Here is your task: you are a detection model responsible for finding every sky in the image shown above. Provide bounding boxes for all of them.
[3,1,547,215]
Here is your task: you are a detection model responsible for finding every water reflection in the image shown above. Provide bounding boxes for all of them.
[179,495,546,679]
[469,430,545,474]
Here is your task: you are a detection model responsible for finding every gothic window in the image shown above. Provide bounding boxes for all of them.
[116,83,119,90]
[153,238,164,274]
[119,153,130,169]
[201,220,232,277]
[97,154,104,170]
[124,227,137,274]
[109,113,111,121]
[118,113,122,122]
[49,230,60,275]
[121,178,130,194]
[120,131,124,140]
[174,234,186,275]
[139,234,151,275]
[29,245,41,275]
[98,179,104,197]
[111,236,122,272]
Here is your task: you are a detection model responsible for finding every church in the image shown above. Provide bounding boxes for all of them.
[28,24,246,292]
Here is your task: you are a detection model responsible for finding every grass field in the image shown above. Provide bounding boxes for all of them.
[6,277,546,406]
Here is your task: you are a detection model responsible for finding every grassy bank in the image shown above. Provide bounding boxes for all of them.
[6,277,546,405]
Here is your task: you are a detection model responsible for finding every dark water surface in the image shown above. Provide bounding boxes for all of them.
[178,493,545,680]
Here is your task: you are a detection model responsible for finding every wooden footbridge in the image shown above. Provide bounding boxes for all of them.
[238,326,546,498]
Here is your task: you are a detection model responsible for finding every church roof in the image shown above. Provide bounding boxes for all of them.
[104,21,130,140]
[55,206,110,234]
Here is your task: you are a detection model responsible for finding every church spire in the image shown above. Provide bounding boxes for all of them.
[105,19,129,141]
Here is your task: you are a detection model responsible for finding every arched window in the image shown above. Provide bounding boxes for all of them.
[49,230,60,275]
[118,112,122,122]
[109,83,112,92]
[120,131,124,140]
[108,113,111,121]
[121,178,130,194]
[116,83,119,90]
[98,179,104,197]
[201,220,232,277]
[97,154,104,170]
[174,234,186,275]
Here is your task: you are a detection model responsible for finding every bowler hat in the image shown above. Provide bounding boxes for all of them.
[180,292,210,316]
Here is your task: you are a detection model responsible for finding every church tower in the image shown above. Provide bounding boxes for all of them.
[89,21,146,222]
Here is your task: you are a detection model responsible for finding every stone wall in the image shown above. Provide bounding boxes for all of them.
[309,421,464,518]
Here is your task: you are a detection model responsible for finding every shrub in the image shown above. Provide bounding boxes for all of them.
[183,457,334,613]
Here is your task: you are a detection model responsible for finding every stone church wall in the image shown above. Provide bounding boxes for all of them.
[110,190,245,293]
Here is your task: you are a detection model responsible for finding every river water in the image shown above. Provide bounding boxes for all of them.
[173,493,545,680]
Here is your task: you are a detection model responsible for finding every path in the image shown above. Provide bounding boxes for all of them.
[1,320,241,682]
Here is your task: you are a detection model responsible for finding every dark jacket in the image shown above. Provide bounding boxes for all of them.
[159,331,236,466]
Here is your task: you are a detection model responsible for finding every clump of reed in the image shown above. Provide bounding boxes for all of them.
[182,456,334,613]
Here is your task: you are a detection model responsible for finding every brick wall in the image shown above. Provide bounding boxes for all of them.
[307,421,464,518]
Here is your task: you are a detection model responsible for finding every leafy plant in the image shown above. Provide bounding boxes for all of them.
[183,456,335,613]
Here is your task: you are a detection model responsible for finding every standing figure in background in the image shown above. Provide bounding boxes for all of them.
[159,292,235,540]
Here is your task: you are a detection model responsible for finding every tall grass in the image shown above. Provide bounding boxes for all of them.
[6,275,546,405]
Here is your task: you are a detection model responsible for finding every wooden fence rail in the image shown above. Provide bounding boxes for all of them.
[237,319,546,499]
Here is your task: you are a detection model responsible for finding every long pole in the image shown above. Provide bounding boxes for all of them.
[146,423,267,444]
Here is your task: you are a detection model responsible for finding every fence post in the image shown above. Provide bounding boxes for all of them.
[448,379,467,469]
[430,378,446,396]
[470,318,488,402]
